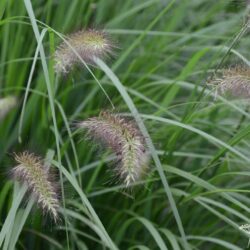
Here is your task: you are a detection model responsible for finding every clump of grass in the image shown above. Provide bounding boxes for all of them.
[11,151,60,222]
[78,111,150,187]
[54,29,114,74]
[211,66,250,98]
[0,96,17,120]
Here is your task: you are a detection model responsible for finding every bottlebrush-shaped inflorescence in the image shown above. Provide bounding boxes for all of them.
[0,96,17,120]
[212,66,250,98]
[78,111,150,187]
[12,152,60,221]
[54,29,114,74]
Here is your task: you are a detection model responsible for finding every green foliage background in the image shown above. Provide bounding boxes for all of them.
[1,0,250,249]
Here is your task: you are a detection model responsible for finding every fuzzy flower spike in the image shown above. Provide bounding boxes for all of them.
[211,66,250,98]
[54,29,114,73]
[12,152,60,221]
[79,111,150,187]
[0,96,17,120]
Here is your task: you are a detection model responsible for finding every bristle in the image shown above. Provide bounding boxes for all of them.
[0,96,17,120]
[54,29,114,74]
[12,152,60,222]
[78,111,150,187]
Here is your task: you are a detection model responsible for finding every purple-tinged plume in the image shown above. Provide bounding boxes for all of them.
[211,66,250,98]
[79,111,150,187]
[12,152,60,221]
[54,29,114,74]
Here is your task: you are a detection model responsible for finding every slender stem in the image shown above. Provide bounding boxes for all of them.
[23,1,70,249]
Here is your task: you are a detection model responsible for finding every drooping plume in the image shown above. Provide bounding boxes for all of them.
[211,66,250,98]
[12,152,60,221]
[0,96,17,120]
[78,111,150,187]
[54,29,114,73]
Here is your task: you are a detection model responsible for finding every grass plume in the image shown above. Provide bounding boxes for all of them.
[0,96,17,121]
[12,152,60,222]
[211,66,250,98]
[78,111,150,187]
[54,29,114,74]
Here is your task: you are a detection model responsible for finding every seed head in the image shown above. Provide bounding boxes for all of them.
[78,111,150,187]
[12,152,60,221]
[0,96,17,120]
[211,66,250,98]
[54,29,114,74]
[239,223,250,247]
[239,224,250,232]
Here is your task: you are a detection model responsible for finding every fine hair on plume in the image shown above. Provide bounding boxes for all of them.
[209,65,250,99]
[11,151,60,222]
[78,111,150,188]
[54,28,116,74]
